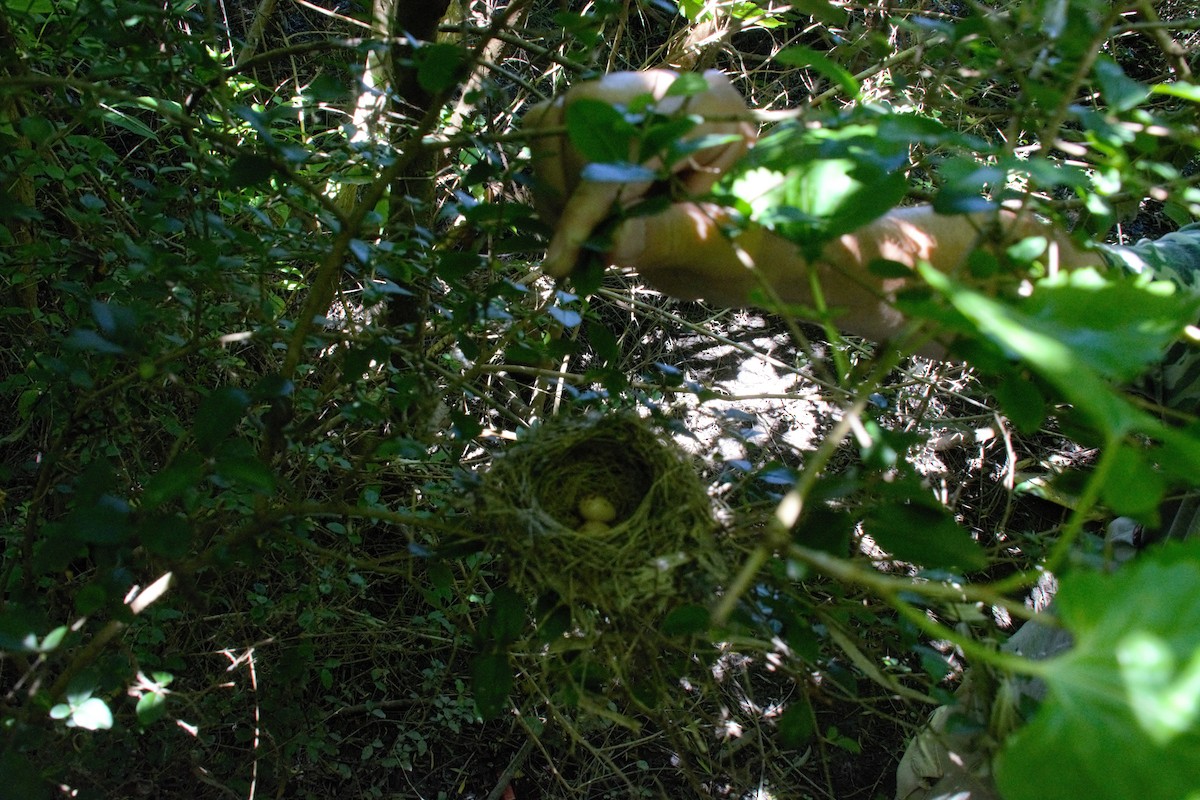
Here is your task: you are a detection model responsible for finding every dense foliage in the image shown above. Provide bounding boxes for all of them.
[2,0,1199,798]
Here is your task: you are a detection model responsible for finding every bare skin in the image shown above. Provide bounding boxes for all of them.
[524,71,1103,346]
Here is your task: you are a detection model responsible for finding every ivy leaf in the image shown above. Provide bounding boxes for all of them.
[995,542,1200,800]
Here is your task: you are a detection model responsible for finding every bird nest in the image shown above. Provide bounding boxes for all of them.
[476,414,716,622]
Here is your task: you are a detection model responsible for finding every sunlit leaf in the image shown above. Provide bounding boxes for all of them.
[136,690,169,726]
[995,542,1200,800]
[67,697,114,730]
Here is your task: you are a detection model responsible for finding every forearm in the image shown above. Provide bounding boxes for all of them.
[617,203,1101,345]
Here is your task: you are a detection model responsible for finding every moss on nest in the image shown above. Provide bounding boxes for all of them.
[477,414,716,621]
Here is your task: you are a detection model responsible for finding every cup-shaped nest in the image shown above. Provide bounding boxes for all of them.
[477,414,715,618]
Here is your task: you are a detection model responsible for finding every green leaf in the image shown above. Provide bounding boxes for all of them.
[0,752,49,800]
[777,695,815,746]
[864,501,987,571]
[485,587,526,645]
[1152,81,1200,102]
[193,387,250,453]
[74,583,108,614]
[142,452,204,508]
[139,512,193,558]
[213,454,277,494]
[101,107,158,142]
[18,115,53,141]
[1101,444,1166,517]
[919,265,1195,436]
[546,305,582,328]
[136,690,169,726]
[665,72,710,97]
[227,153,275,189]
[989,372,1045,433]
[565,99,635,164]
[995,542,1200,800]
[786,0,848,25]
[1093,55,1149,113]
[67,697,114,730]
[414,42,465,94]
[775,46,860,98]
[868,259,915,279]
[471,651,512,721]
[661,604,710,636]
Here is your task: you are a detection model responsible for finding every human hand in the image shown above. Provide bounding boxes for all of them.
[524,70,756,277]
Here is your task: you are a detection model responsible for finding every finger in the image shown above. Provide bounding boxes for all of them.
[524,97,572,222]
[543,178,629,278]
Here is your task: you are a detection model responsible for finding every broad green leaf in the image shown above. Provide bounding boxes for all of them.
[995,542,1200,800]
[546,304,583,328]
[661,604,710,636]
[1152,81,1200,102]
[777,695,816,746]
[786,0,848,25]
[665,72,710,97]
[565,99,635,164]
[136,690,169,726]
[0,752,48,800]
[193,387,250,453]
[414,42,465,94]
[1015,269,1200,384]
[18,115,53,141]
[227,153,275,189]
[214,455,276,493]
[1093,55,1149,113]
[863,500,987,571]
[70,494,131,544]
[471,651,512,721]
[67,697,114,730]
[1101,444,1165,518]
[101,107,158,141]
[987,368,1046,433]
[918,265,1184,436]
[142,452,204,508]
[485,587,526,645]
[74,583,108,614]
